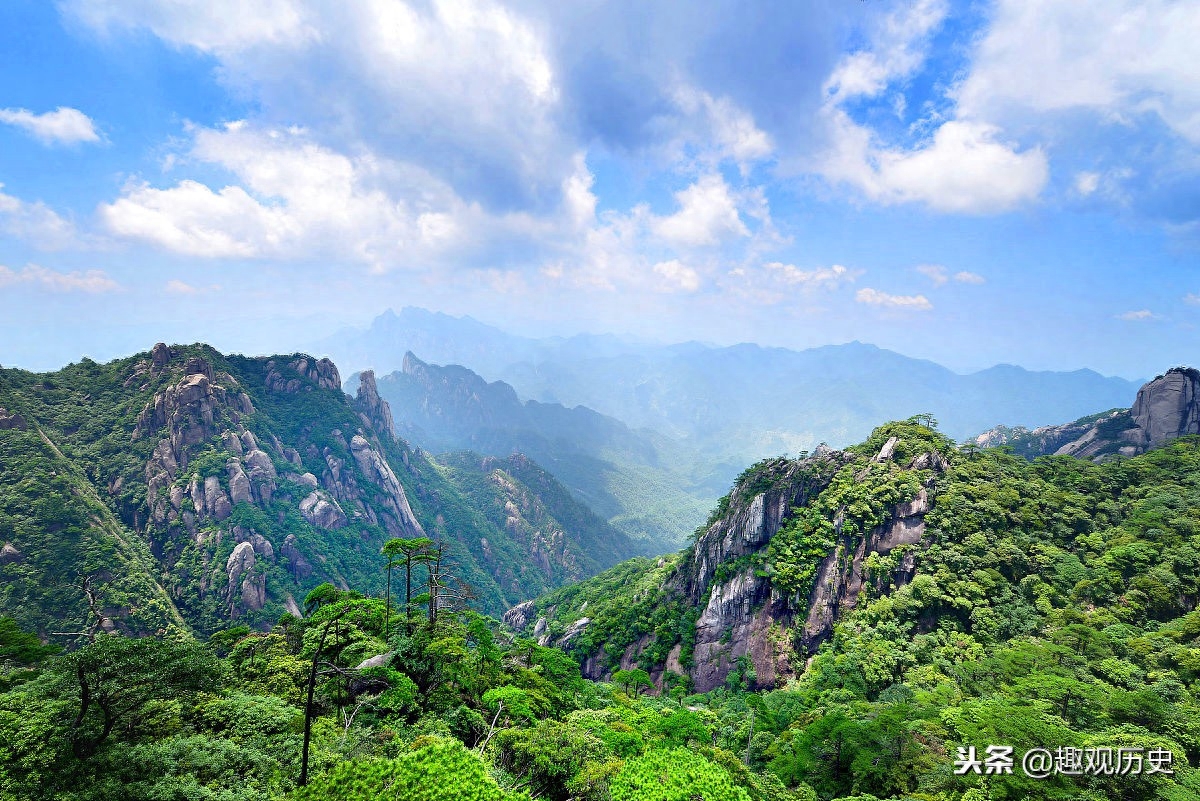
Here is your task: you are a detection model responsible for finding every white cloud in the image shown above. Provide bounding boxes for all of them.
[822,114,1047,214]
[652,260,701,293]
[765,262,857,290]
[0,185,80,250]
[64,0,318,54]
[1074,171,1101,196]
[66,0,564,208]
[98,124,480,267]
[822,0,949,105]
[918,264,985,285]
[815,0,1055,214]
[916,264,949,286]
[1116,309,1158,321]
[0,107,100,145]
[1185,294,1200,306]
[0,264,119,293]
[652,174,750,248]
[855,287,933,311]
[957,0,1200,144]
[672,85,773,166]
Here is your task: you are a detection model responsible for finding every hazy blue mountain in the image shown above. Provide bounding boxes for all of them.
[318,308,1142,470]
[356,354,724,549]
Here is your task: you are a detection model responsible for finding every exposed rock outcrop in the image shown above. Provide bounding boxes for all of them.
[518,445,946,693]
[281,534,314,580]
[300,490,348,530]
[265,357,341,394]
[1131,367,1200,448]
[355,370,396,441]
[0,408,27,430]
[225,541,265,614]
[975,368,1200,462]
[348,435,423,537]
[0,543,23,564]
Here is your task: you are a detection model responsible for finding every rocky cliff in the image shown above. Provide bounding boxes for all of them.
[506,421,953,692]
[974,367,1200,461]
[0,343,645,637]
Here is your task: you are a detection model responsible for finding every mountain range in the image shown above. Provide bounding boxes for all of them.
[316,308,1143,467]
[359,353,722,547]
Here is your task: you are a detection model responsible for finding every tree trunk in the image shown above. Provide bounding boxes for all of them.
[300,613,342,786]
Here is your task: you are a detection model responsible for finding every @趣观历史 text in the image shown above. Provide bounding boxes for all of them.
[953,746,1174,779]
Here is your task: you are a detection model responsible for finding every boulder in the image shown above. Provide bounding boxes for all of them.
[300,490,348,530]
[0,542,23,564]
[227,459,252,505]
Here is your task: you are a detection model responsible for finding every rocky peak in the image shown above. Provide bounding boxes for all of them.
[974,366,1200,462]
[355,370,396,441]
[1131,367,1200,449]
[401,351,424,374]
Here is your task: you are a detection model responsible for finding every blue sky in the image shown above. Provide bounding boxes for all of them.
[0,0,1197,379]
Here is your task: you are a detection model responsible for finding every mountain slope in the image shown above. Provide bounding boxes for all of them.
[0,344,641,637]
[508,409,1200,701]
[367,353,723,548]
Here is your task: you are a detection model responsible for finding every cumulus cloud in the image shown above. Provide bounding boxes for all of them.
[0,107,100,145]
[0,185,81,250]
[957,0,1200,145]
[66,0,564,211]
[652,260,701,293]
[1074,171,1101,197]
[0,264,119,293]
[821,113,1047,214]
[814,0,1053,214]
[64,0,319,54]
[855,287,933,311]
[671,85,773,166]
[652,174,750,248]
[822,0,948,105]
[1116,309,1159,321]
[764,262,857,290]
[98,124,480,267]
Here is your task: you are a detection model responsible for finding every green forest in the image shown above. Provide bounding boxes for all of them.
[4,417,1200,799]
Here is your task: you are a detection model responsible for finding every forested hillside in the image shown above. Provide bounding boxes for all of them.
[0,344,643,638]
[5,411,1200,799]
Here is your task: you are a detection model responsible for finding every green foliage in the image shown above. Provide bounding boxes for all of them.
[610,748,752,801]
[291,738,527,801]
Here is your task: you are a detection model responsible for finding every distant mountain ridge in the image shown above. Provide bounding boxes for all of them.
[315,307,1143,467]
[361,353,722,548]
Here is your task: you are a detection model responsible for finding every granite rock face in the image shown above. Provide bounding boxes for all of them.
[975,367,1200,463]
[1131,367,1200,448]
[518,446,945,693]
[355,370,397,441]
